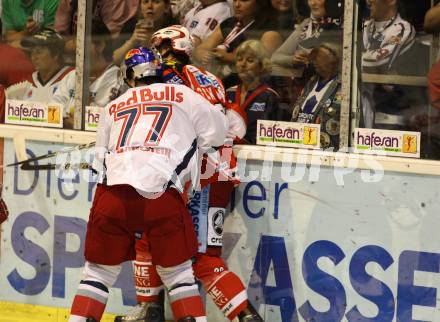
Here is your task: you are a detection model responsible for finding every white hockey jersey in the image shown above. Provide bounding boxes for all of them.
[93,83,228,194]
[24,66,75,103]
[362,14,415,73]
[183,1,232,41]
[53,65,120,117]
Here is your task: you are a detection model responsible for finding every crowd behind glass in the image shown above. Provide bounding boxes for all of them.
[0,0,439,159]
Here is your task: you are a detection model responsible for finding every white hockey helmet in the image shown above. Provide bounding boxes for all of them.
[151,25,194,58]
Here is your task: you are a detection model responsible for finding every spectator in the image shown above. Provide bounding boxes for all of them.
[361,0,415,74]
[16,28,74,103]
[2,0,60,48]
[194,0,283,86]
[361,0,416,130]
[0,19,34,88]
[226,39,282,144]
[54,0,139,63]
[54,0,138,38]
[112,0,177,65]
[182,0,232,47]
[269,0,296,34]
[53,20,120,128]
[271,0,342,78]
[420,3,440,159]
[291,42,342,150]
[426,3,440,110]
[424,2,440,33]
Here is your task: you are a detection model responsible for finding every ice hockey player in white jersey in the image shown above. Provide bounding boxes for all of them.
[183,0,232,46]
[114,26,262,322]
[92,47,228,193]
[69,47,228,322]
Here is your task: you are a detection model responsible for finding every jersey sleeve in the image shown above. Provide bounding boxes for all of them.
[186,88,228,149]
[92,105,111,178]
[52,69,75,117]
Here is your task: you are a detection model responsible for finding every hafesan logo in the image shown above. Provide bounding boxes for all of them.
[402,134,417,154]
[303,127,317,145]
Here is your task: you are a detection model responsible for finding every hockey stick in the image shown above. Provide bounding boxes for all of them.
[20,162,92,171]
[7,141,96,169]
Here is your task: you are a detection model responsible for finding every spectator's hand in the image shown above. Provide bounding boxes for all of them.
[292,51,309,67]
[212,46,228,62]
[200,50,216,67]
[25,16,40,35]
[129,22,150,46]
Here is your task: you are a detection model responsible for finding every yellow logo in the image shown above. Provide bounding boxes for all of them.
[402,134,417,153]
[47,106,60,124]
[303,127,317,145]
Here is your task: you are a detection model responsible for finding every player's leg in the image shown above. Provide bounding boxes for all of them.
[193,253,248,320]
[69,184,141,321]
[201,181,264,322]
[146,188,206,321]
[114,234,165,322]
[69,262,122,321]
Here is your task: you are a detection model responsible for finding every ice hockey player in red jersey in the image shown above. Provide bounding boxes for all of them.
[69,47,229,322]
[114,26,263,322]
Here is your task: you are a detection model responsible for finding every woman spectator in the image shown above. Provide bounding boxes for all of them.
[54,0,138,38]
[193,0,283,85]
[269,0,296,35]
[291,43,342,150]
[112,0,177,65]
[271,0,342,78]
[54,0,138,63]
[226,40,283,144]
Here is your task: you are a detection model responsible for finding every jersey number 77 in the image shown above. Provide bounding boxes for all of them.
[114,103,172,151]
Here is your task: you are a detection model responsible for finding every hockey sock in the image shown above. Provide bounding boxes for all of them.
[204,271,248,320]
[69,280,109,321]
[69,262,120,321]
[168,284,206,321]
[156,260,206,321]
[134,260,164,303]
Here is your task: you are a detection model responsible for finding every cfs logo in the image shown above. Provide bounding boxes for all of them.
[47,106,60,124]
[403,134,417,154]
[303,126,318,146]
[212,210,224,236]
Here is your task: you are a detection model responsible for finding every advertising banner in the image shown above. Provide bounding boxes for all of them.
[5,100,63,128]
[85,106,101,132]
[257,120,321,149]
[1,139,440,321]
[354,128,421,158]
